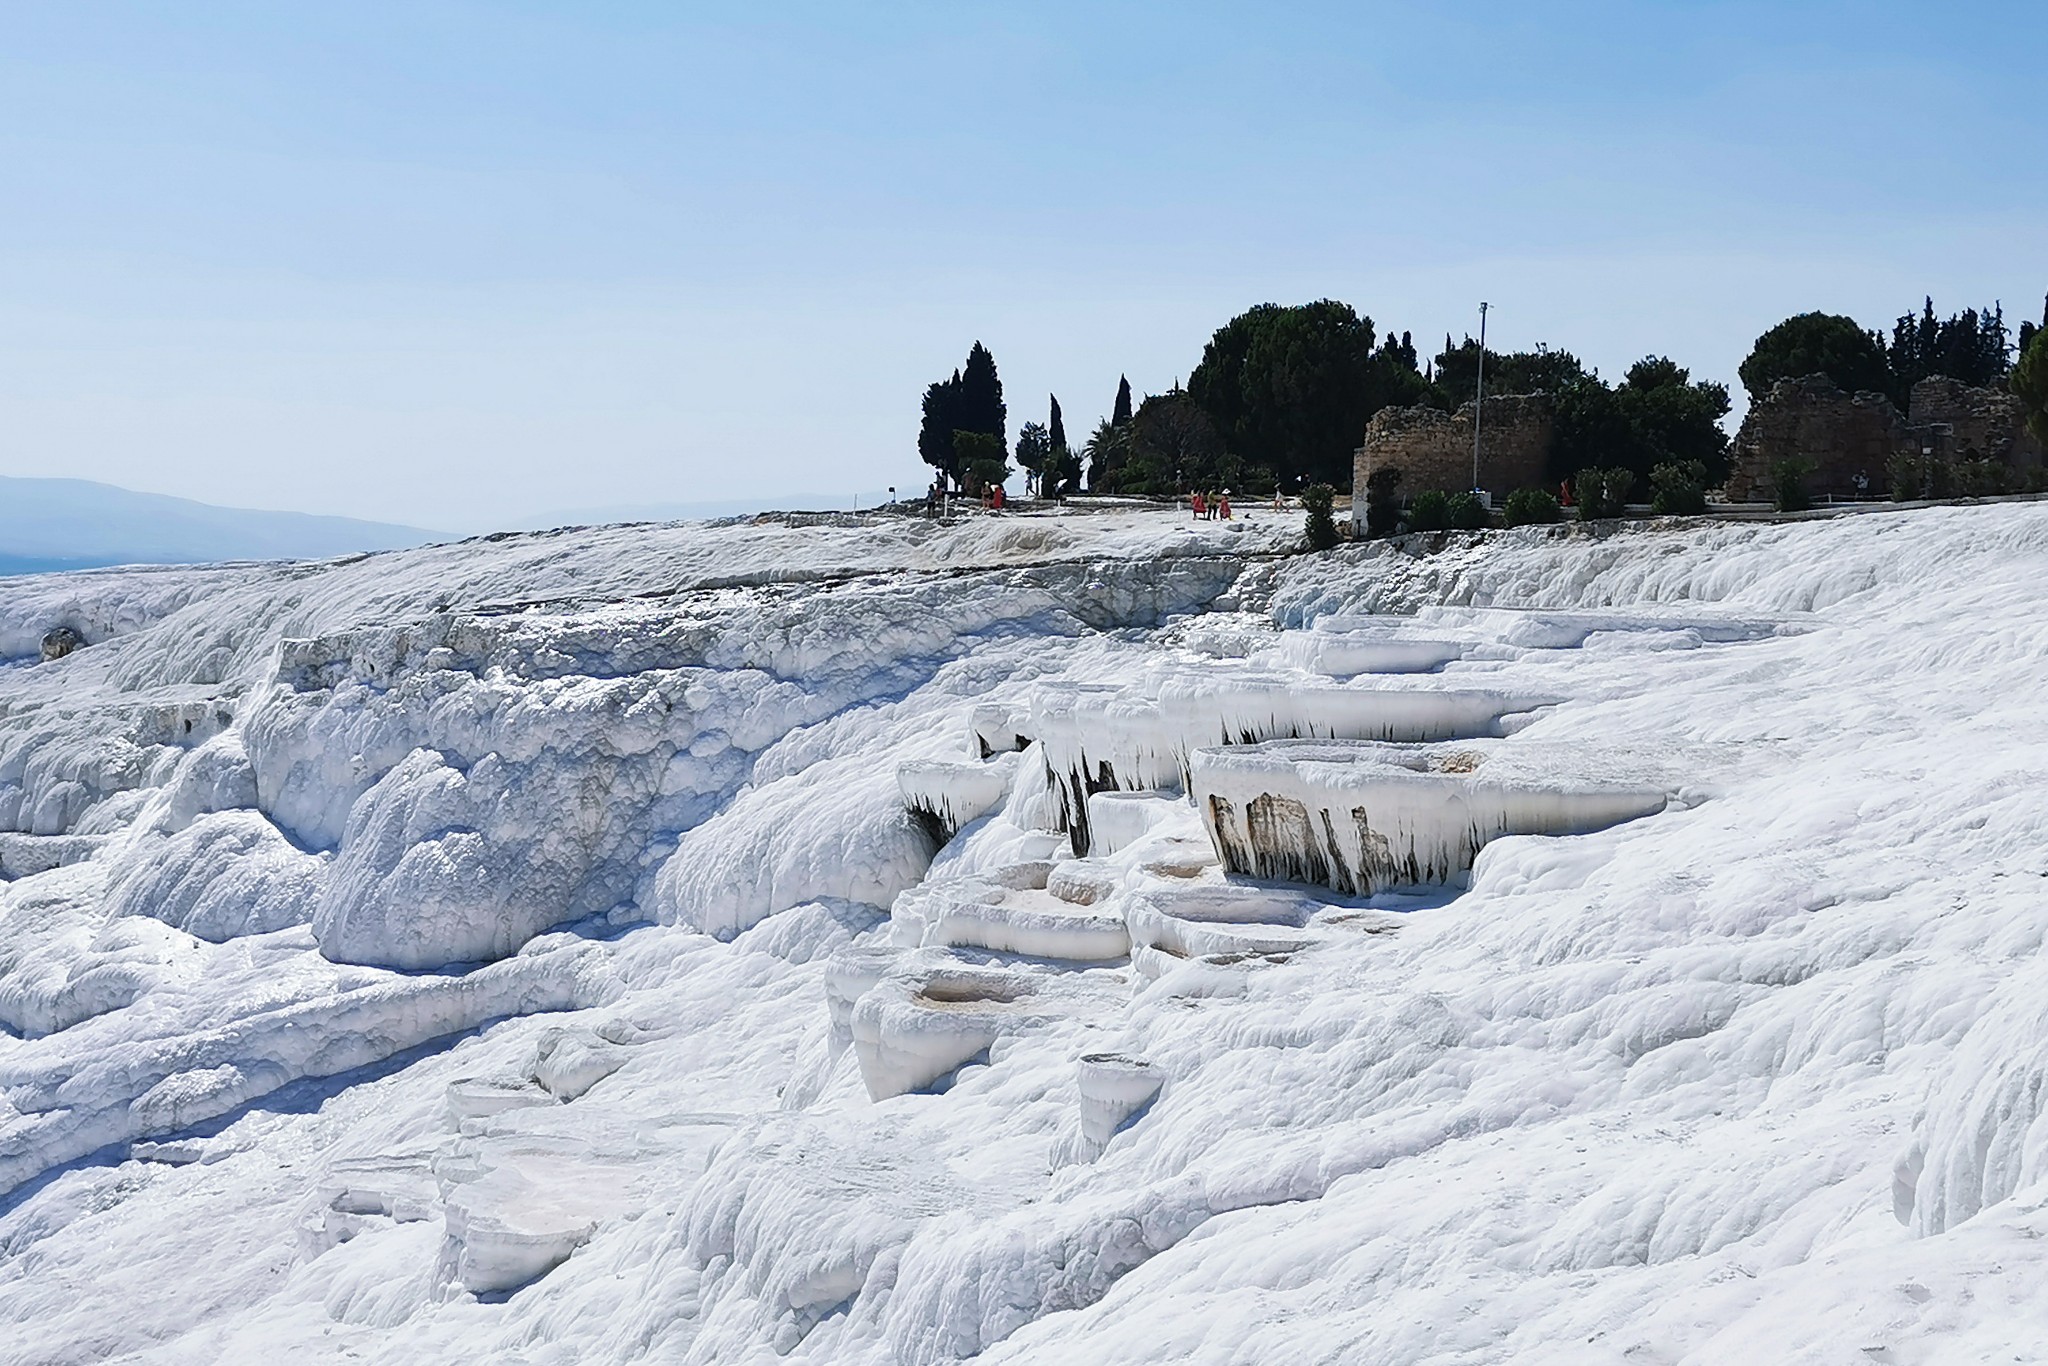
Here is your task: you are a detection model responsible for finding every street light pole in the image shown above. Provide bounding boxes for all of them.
[1472,301,1489,493]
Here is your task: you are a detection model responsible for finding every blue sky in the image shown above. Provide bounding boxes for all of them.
[1,2,2042,528]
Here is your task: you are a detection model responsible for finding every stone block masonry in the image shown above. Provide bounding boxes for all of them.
[1354,395,1554,518]
[1907,378,2046,469]
[1724,376,1906,502]
[1725,374,2045,502]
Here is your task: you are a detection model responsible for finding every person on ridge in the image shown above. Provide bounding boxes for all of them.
[1218,489,1232,520]
[1191,490,1206,520]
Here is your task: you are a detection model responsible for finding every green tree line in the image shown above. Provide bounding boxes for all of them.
[916,291,2047,499]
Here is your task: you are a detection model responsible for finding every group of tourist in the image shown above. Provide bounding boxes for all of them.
[1190,489,1233,520]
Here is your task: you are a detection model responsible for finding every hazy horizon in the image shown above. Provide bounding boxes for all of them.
[2,2,2042,526]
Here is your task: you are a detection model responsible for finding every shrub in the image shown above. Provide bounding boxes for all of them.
[1887,451,1923,502]
[1407,489,1452,532]
[1771,458,1813,513]
[953,430,1012,494]
[1648,460,1709,516]
[1501,487,1563,527]
[1446,491,1488,530]
[1573,467,1634,521]
[1363,467,1404,538]
[1954,457,2009,498]
[1300,483,1340,552]
[1924,457,1955,500]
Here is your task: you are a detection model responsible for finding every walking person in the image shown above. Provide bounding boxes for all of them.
[1191,490,1206,520]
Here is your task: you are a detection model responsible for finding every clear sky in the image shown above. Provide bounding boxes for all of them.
[1,2,2042,530]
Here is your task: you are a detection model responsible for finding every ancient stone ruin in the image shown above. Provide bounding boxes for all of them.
[1724,374,2045,502]
[1353,394,1554,517]
[1908,377,2044,467]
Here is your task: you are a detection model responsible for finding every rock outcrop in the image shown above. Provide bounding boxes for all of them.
[38,627,83,662]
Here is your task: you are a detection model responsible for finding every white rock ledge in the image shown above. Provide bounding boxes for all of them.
[1031,673,1549,853]
[1077,1052,1164,1148]
[851,963,1053,1101]
[1193,739,1670,894]
[897,754,1017,843]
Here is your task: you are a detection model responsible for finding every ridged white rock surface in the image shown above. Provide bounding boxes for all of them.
[3,504,2048,1365]
[1192,737,1671,894]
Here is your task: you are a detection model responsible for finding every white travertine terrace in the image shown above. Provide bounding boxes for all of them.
[1192,738,1670,894]
[6,503,2045,1364]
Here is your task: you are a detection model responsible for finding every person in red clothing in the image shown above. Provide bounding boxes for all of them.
[1218,489,1233,520]
[1191,491,1206,519]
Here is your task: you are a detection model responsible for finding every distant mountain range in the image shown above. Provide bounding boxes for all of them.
[503,493,898,530]
[0,477,905,577]
[0,475,439,575]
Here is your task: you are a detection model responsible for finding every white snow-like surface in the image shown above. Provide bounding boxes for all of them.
[1192,737,1671,894]
[5,502,2048,1364]
[1029,668,1547,853]
[896,753,1019,843]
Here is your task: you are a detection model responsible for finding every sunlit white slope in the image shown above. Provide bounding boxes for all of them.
[0,502,2043,1365]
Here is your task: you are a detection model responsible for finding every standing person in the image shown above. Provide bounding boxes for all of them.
[1191,490,1206,520]
[991,483,1005,511]
[1218,489,1232,521]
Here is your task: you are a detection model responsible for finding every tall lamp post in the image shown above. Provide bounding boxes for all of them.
[1471,301,1490,494]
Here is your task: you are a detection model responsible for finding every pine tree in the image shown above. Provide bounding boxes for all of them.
[1112,375,1133,427]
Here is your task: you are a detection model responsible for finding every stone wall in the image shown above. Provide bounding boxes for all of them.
[1724,376,1905,502]
[1727,374,2045,502]
[1908,377,2046,468]
[1353,395,1554,516]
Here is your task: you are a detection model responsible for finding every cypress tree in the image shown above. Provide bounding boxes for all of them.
[1889,298,2018,395]
[917,368,966,482]
[957,342,1007,447]
[1112,375,1133,427]
[2017,295,2045,358]
[1049,394,1067,456]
